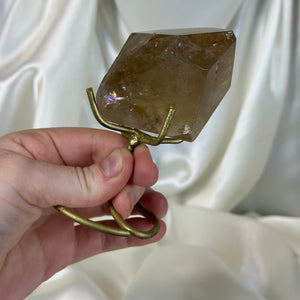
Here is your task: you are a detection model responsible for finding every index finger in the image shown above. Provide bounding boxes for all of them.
[2,128,128,167]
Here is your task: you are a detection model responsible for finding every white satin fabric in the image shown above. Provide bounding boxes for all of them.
[0,0,299,299]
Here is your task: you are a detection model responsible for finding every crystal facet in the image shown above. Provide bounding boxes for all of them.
[96,28,236,141]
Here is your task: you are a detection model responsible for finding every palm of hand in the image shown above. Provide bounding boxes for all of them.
[0,128,167,299]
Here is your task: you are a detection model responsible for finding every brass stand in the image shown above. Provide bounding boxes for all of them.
[55,88,182,239]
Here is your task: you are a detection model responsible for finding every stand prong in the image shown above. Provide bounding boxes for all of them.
[87,88,135,135]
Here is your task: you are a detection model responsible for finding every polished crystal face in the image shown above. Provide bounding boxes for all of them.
[96,28,236,141]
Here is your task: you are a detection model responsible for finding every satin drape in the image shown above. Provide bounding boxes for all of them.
[0,1,299,299]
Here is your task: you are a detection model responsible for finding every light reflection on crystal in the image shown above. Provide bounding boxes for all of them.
[183,124,191,135]
[105,91,124,106]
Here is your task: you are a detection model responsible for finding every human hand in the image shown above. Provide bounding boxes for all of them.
[0,128,167,299]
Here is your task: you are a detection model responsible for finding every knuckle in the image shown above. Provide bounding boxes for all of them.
[74,166,93,194]
[72,166,104,207]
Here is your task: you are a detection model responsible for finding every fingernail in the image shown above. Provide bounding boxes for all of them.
[101,149,123,177]
[129,185,145,208]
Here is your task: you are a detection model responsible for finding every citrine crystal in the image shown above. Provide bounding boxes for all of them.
[96,28,236,141]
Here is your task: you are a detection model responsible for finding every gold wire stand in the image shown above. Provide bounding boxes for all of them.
[55,88,182,239]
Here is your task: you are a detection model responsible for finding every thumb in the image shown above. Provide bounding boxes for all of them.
[20,148,133,208]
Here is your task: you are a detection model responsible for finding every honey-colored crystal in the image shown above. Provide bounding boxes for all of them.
[96,28,236,141]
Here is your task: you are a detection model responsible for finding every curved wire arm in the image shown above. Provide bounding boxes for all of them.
[55,88,182,239]
[55,202,161,238]
[109,201,161,239]
[55,205,130,237]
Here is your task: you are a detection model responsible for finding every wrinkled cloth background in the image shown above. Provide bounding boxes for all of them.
[0,0,299,299]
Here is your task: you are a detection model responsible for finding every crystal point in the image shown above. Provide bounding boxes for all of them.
[96,28,236,141]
